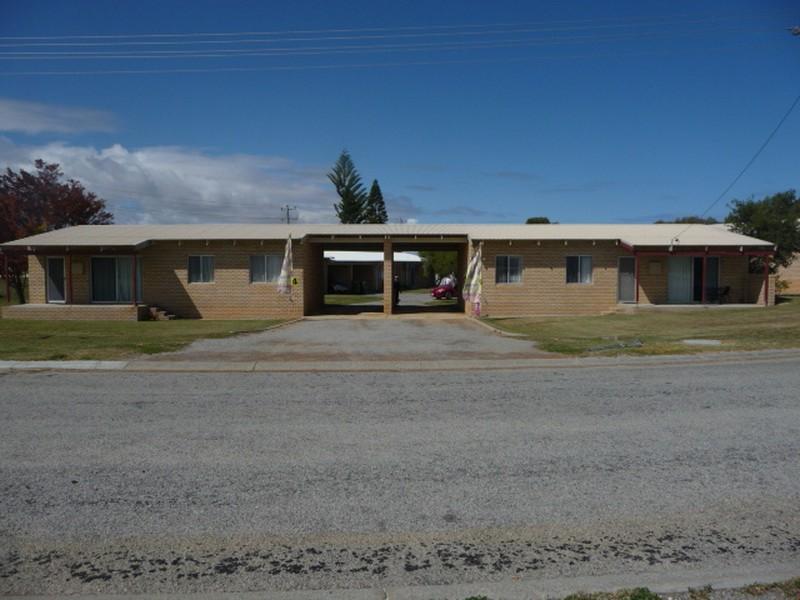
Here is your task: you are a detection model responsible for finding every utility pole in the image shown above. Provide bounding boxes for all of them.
[280,205,297,224]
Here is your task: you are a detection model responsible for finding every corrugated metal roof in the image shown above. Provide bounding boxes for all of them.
[0,223,774,249]
[324,250,421,263]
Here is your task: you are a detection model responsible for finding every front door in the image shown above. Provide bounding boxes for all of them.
[618,257,636,302]
[46,257,66,303]
[667,256,692,303]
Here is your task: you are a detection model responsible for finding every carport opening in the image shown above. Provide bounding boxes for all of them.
[389,241,467,315]
[316,242,385,315]
[309,240,468,316]
[393,248,462,314]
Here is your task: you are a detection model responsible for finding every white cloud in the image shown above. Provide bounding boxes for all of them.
[0,137,343,224]
[0,98,116,134]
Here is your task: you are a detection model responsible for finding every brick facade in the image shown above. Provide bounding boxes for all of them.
[10,237,773,321]
[139,241,303,319]
[780,257,800,294]
[477,240,626,317]
[1,303,145,320]
[474,241,773,317]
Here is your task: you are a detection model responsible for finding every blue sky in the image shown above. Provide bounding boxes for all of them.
[1,0,798,224]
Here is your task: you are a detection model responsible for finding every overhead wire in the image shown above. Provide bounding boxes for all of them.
[671,91,800,245]
[0,11,776,41]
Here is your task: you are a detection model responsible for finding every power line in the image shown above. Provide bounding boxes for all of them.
[0,41,771,77]
[0,15,773,48]
[672,90,800,244]
[0,25,773,60]
[281,205,298,224]
[0,11,774,41]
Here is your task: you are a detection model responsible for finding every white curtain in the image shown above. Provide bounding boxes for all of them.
[277,235,293,295]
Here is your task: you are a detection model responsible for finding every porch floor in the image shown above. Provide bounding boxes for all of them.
[617,303,764,312]
[1,303,148,321]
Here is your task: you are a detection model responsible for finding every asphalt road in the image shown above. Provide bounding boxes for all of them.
[1,358,799,595]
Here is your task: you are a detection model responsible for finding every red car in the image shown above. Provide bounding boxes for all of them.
[431,279,457,300]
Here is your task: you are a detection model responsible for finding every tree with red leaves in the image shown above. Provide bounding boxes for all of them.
[0,160,113,303]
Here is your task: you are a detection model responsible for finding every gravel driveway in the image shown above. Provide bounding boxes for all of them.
[156,317,546,362]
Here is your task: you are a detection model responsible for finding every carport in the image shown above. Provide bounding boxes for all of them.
[301,234,469,315]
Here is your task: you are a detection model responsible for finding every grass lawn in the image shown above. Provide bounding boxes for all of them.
[324,293,382,305]
[0,319,282,361]
[426,298,457,307]
[485,296,800,356]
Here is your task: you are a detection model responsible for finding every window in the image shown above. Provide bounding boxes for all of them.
[566,256,593,284]
[250,254,283,283]
[91,257,142,302]
[495,255,522,284]
[188,255,214,283]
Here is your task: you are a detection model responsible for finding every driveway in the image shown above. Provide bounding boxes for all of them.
[156,317,547,362]
[1,359,799,595]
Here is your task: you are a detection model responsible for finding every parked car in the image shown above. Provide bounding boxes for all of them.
[431,277,457,300]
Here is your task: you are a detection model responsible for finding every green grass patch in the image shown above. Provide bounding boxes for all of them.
[0,319,282,361]
[564,588,661,600]
[744,577,800,596]
[688,585,713,600]
[426,298,457,307]
[485,297,800,356]
[324,294,382,306]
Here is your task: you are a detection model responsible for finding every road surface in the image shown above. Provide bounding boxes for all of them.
[1,357,799,595]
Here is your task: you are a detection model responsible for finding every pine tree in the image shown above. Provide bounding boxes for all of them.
[328,150,366,224]
[364,179,388,224]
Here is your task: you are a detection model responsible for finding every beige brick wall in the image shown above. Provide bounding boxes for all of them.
[473,243,772,316]
[17,240,774,320]
[780,257,800,294]
[2,304,144,320]
[478,240,625,317]
[28,255,91,304]
[383,240,393,314]
[139,241,304,319]
[28,256,46,303]
[69,256,91,304]
[638,257,667,304]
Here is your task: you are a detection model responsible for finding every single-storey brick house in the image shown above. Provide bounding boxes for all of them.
[0,223,775,320]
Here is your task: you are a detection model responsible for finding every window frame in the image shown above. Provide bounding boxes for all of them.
[566,255,593,285]
[249,254,283,284]
[188,255,215,284]
[495,254,523,284]
[89,256,143,303]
